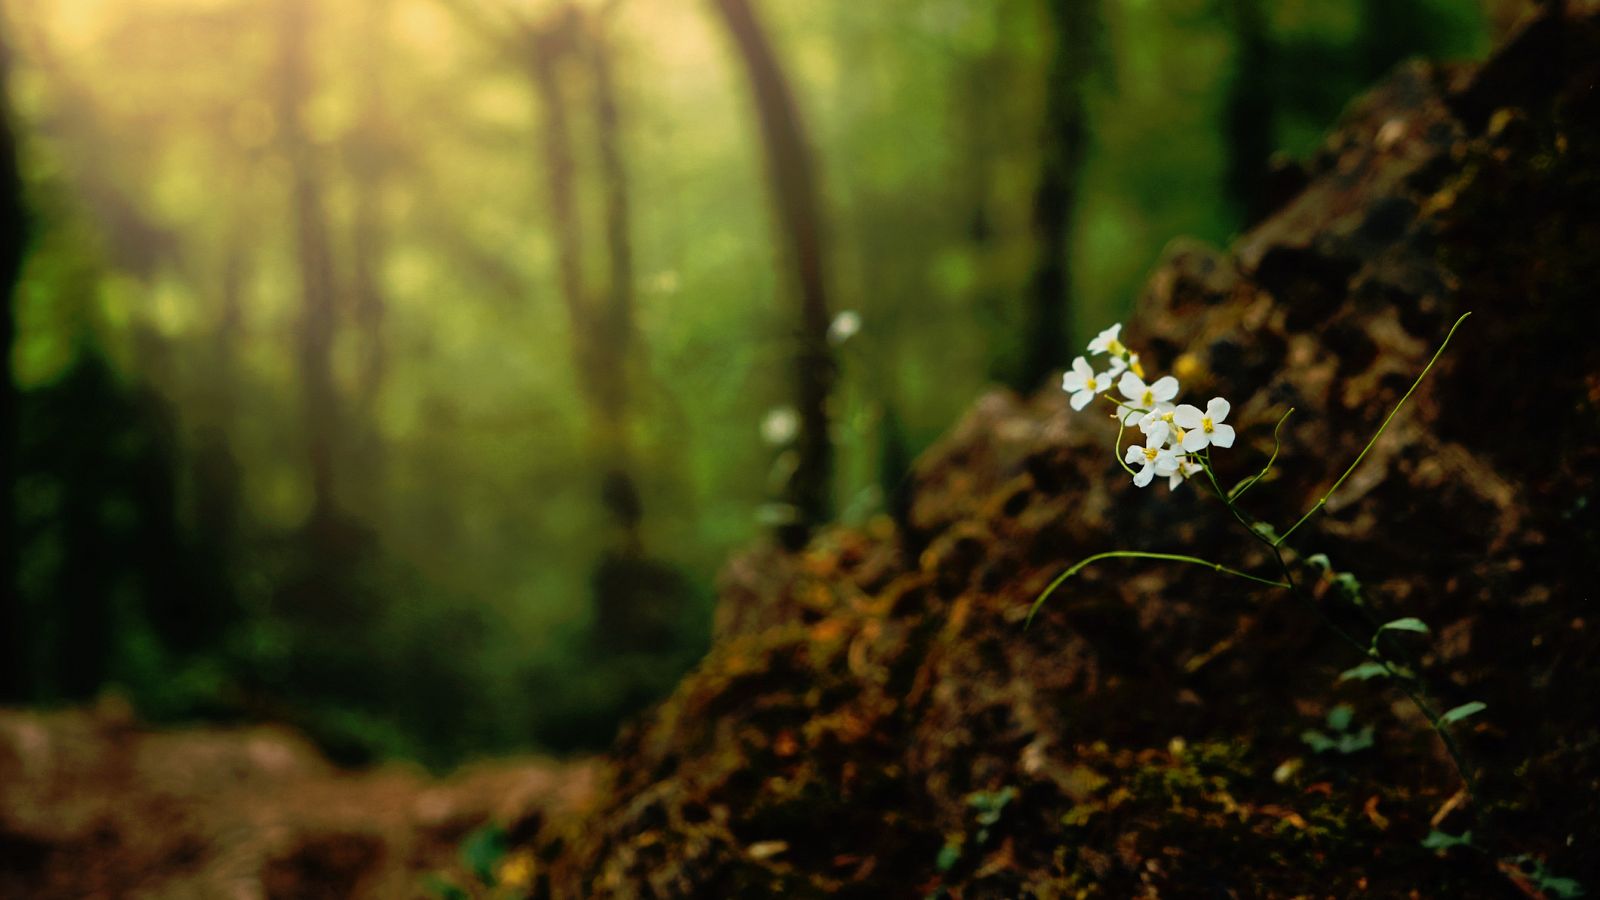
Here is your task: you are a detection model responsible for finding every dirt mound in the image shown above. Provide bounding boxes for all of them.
[0,701,595,898]
[531,8,1600,897]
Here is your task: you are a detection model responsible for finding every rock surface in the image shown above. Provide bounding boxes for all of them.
[532,6,1600,897]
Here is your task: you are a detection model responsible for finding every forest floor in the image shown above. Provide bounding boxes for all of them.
[0,701,595,898]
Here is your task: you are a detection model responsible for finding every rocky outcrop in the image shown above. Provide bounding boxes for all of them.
[535,7,1600,897]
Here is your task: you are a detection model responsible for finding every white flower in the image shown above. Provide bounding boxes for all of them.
[1088,323,1127,357]
[1061,356,1112,411]
[761,406,800,445]
[828,310,861,345]
[1124,423,1179,488]
[1173,397,1235,452]
[1117,371,1180,425]
[1137,407,1184,446]
[1168,456,1202,490]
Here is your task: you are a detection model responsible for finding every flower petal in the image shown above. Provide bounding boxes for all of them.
[1118,371,1144,402]
[1210,423,1236,448]
[1070,389,1093,411]
[1207,396,1231,422]
[1173,404,1203,429]
[1073,356,1093,378]
[1124,444,1144,465]
[1182,429,1209,453]
[1144,422,1170,447]
[1151,376,1179,402]
[1133,465,1154,488]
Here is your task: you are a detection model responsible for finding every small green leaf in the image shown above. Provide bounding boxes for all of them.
[1306,553,1332,573]
[1332,572,1364,604]
[461,824,508,885]
[935,842,961,872]
[1440,701,1487,725]
[1300,730,1336,753]
[1378,617,1430,635]
[1326,704,1355,732]
[1339,662,1390,681]
[1336,726,1375,754]
[1422,829,1473,850]
[1537,875,1585,899]
[1251,521,1280,541]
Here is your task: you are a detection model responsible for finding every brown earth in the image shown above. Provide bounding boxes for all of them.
[5,4,1600,899]
[0,700,595,898]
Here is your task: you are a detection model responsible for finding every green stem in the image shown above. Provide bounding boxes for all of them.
[1026,550,1288,627]
[1198,459,1477,795]
[1276,312,1470,546]
[1229,407,1294,500]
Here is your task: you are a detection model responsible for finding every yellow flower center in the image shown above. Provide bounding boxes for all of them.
[1143,446,1158,462]
[1202,416,1214,434]
[1173,425,1187,442]
[1131,358,1146,378]
[1140,389,1154,407]
[1108,338,1126,356]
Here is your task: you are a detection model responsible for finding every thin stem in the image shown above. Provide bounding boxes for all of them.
[1276,312,1470,546]
[1112,411,1138,477]
[1198,459,1477,795]
[1027,550,1288,627]
[1229,407,1294,500]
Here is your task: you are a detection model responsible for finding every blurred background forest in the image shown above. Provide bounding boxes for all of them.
[0,0,1502,769]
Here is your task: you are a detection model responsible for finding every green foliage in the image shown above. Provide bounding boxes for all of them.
[1508,856,1586,898]
[1378,617,1430,635]
[1300,704,1375,755]
[1421,829,1473,851]
[461,824,509,886]
[1439,701,1487,725]
[1338,662,1390,682]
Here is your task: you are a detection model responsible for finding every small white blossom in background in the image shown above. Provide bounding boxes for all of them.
[828,310,861,345]
[1087,323,1126,357]
[1061,356,1112,411]
[1061,321,1238,489]
[761,406,800,446]
[1174,398,1235,452]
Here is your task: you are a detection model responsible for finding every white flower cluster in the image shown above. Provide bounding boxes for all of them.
[1062,323,1236,489]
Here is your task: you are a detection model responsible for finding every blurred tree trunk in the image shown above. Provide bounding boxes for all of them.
[709,0,836,549]
[529,7,645,555]
[348,0,392,519]
[1223,0,1276,223]
[1020,0,1097,391]
[276,0,342,531]
[0,21,28,701]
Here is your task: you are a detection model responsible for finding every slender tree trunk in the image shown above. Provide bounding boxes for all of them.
[587,22,645,552]
[276,0,341,530]
[1020,0,1095,391]
[709,0,835,548]
[1223,0,1275,223]
[0,22,28,701]
[348,0,392,518]
[529,8,646,554]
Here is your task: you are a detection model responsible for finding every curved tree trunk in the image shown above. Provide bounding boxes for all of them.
[709,0,835,549]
